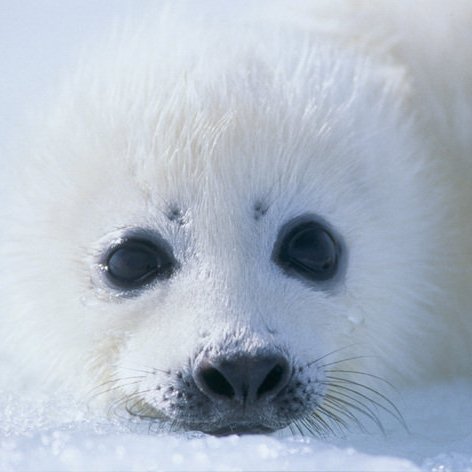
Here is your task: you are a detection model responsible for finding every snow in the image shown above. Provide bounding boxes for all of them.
[0,380,471,471]
[1,1,471,471]
[0,429,416,472]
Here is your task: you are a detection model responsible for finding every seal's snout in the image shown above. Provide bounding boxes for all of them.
[121,344,322,435]
[194,353,291,404]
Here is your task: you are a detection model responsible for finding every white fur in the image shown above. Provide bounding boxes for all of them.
[1,1,471,420]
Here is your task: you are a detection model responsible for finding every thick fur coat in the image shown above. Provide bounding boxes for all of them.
[1,1,471,433]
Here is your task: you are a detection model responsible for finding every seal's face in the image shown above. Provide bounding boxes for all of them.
[94,214,345,434]
[2,34,437,434]
[74,44,426,434]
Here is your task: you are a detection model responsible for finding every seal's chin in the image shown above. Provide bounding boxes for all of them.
[176,413,293,436]
[205,424,276,436]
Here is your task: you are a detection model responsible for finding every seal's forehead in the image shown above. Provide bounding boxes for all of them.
[39,24,413,241]
[48,25,406,176]
[119,59,402,198]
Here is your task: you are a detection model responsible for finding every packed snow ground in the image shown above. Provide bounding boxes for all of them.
[0,380,471,471]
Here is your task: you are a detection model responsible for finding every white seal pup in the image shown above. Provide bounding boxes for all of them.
[1,1,471,435]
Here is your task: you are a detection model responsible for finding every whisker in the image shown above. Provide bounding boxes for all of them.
[316,404,350,432]
[298,417,320,437]
[325,369,398,391]
[120,366,168,376]
[125,390,160,420]
[323,396,374,433]
[317,355,375,369]
[90,380,144,401]
[91,375,146,392]
[329,395,385,434]
[108,390,147,419]
[324,376,406,428]
[309,411,336,437]
[293,420,305,436]
[324,392,385,433]
[305,345,360,368]
[321,397,368,433]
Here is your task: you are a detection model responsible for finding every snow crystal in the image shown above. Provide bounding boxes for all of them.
[0,380,471,471]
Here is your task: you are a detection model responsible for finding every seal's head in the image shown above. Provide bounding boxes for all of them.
[1,19,444,434]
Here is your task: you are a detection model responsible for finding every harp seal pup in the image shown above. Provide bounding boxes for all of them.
[1,1,471,435]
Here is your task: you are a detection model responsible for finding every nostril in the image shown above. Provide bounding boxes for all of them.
[257,363,285,398]
[199,366,235,399]
[194,353,291,404]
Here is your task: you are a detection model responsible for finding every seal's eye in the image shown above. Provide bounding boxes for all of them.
[103,238,175,289]
[273,219,341,283]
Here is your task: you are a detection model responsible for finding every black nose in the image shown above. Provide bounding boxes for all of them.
[194,354,291,404]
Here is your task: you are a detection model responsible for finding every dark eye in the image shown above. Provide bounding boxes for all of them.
[273,219,341,283]
[103,238,176,289]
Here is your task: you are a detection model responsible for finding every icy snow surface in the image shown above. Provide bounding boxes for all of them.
[0,380,471,471]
